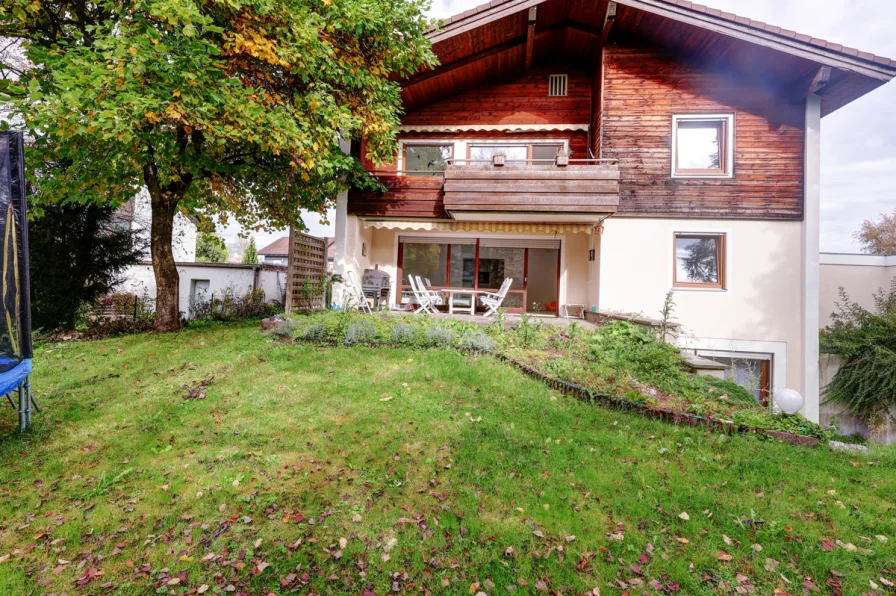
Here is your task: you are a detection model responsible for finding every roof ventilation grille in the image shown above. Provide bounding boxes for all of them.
[549,74,568,97]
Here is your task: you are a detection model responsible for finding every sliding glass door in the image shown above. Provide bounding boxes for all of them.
[398,237,560,314]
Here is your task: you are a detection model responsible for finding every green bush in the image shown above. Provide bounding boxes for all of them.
[699,376,761,408]
[821,281,896,424]
[730,410,830,440]
[344,319,379,345]
[458,328,494,353]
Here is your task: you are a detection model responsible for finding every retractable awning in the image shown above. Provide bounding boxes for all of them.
[362,220,604,234]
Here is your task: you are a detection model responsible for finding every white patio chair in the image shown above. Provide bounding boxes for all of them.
[479,277,513,317]
[415,276,445,311]
[408,275,434,314]
[345,270,373,314]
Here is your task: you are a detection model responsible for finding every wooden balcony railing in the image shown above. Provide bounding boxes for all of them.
[347,160,621,219]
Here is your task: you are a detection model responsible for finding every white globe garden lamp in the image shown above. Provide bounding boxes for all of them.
[774,388,804,415]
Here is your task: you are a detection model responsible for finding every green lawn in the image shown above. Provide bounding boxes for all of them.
[1,322,894,595]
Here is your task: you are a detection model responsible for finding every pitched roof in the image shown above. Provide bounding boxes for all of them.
[257,237,290,256]
[428,0,896,70]
[257,235,336,260]
[412,0,895,117]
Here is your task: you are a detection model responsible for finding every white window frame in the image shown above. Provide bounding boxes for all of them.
[671,113,735,179]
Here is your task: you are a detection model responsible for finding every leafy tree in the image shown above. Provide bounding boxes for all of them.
[242,236,258,264]
[196,231,228,263]
[854,209,896,255]
[821,281,896,424]
[29,202,145,331]
[1,0,435,331]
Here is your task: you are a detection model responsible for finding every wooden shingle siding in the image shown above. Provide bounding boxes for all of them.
[602,40,806,219]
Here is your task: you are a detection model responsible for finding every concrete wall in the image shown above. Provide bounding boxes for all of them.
[819,253,896,327]
[121,263,287,318]
[599,217,805,410]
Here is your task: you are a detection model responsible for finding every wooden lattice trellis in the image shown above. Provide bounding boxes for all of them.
[285,228,328,313]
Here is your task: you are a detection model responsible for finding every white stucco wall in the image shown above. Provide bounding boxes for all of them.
[599,217,805,405]
[819,254,896,327]
[121,263,287,318]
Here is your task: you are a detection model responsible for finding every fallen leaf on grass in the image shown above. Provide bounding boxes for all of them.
[678,512,690,521]
[765,558,779,572]
[73,567,104,586]
[716,551,733,561]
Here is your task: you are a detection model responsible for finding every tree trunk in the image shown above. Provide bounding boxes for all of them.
[144,164,188,332]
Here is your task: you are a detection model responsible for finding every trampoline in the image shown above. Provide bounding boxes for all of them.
[0,131,37,431]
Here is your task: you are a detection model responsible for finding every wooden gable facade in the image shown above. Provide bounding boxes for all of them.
[347,0,896,222]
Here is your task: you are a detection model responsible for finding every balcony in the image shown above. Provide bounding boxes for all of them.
[442,159,619,222]
[347,159,620,222]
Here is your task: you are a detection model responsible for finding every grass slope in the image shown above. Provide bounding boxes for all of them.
[0,322,893,595]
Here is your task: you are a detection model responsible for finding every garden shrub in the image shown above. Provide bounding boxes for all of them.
[343,319,379,346]
[391,322,418,346]
[821,280,896,424]
[301,320,329,342]
[699,376,761,408]
[423,326,454,348]
[458,328,494,353]
[730,410,830,440]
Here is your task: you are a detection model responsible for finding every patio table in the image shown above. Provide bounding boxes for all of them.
[442,289,479,315]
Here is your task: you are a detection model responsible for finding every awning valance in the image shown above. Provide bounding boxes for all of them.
[399,123,589,134]
[362,220,603,235]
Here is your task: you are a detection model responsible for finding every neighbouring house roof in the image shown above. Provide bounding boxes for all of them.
[257,237,290,257]
[258,235,336,261]
[410,0,896,117]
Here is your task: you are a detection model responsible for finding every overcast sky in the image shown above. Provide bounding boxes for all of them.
[231,0,896,254]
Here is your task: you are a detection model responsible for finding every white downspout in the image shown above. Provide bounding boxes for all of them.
[802,94,822,422]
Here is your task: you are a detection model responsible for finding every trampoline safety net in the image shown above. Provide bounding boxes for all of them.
[0,131,36,430]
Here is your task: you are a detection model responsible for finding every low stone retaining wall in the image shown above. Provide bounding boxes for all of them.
[494,354,821,447]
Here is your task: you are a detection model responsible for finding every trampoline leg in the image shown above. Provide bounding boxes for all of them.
[29,380,40,413]
[18,377,31,431]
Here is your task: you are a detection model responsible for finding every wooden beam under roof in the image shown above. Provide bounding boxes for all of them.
[808,65,832,95]
[525,7,537,73]
[404,23,565,89]
[785,65,832,104]
[599,1,618,46]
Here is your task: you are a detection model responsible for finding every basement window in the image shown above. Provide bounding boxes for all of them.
[671,114,734,178]
[549,74,568,97]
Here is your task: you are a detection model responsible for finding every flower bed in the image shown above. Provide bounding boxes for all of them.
[273,311,831,444]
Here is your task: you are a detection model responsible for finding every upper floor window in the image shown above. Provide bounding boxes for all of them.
[674,232,726,290]
[468,142,564,166]
[404,144,452,176]
[671,114,734,178]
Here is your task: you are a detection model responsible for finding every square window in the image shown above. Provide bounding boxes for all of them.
[672,115,733,177]
[674,233,726,289]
